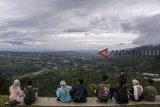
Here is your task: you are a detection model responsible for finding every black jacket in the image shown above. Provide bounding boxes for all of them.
[71,84,88,102]
[115,86,128,104]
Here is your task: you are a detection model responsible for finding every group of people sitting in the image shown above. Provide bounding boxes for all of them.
[8,78,87,106]
[9,79,38,106]
[55,70,157,104]
[8,70,157,106]
[95,74,157,104]
[56,79,88,103]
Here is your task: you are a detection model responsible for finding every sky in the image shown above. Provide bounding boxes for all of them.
[0,0,160,51]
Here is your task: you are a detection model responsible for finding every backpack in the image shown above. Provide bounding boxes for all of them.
[98,86,110,100]
[24,87,36,105]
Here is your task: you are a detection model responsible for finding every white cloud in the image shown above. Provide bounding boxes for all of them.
[0,0,160,51]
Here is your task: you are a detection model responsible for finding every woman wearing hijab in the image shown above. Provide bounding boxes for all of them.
[9,79,24,104]
[56,80,72,103]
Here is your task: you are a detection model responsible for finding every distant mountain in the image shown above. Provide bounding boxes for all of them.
[132,45,160,51]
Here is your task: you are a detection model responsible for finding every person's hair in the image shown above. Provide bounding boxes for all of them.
[27,80,33,86]
[78,79,84,84]
[102,74,108,81]
[148,79,154,85]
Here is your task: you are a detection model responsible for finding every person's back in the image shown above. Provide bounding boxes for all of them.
[129,80,143,101]
[24,80,38,105]
[143,79,157,101]
[98,83,110,100]
[9,86,23,103]
[9,79,24,106]
[97,75,110,103]
[56,80,72,103]
[71,79,88,102]
[114,81,128,104]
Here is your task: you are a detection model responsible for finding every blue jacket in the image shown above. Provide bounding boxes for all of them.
[56,85,72,103]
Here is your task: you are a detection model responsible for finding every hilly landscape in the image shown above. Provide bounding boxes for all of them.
[0,45,160,97]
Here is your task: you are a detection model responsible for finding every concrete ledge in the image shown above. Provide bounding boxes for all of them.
[5,96,160,106]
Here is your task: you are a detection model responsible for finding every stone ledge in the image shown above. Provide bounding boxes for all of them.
[4,96,160,107]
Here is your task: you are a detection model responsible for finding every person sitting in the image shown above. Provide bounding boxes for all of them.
[142,79,157,101]
[9,79,24,106]
[56,80,72,103]
[129,79,143,101]
[23,80,39,105]
[71,79,88,102]
[114,80,129,104]
[96,75,110,103]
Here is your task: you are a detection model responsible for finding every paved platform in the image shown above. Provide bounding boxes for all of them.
[5,96,160,106]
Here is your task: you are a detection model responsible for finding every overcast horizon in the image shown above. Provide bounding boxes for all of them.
[0,0,160,51]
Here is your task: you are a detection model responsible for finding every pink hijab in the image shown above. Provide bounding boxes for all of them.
[9,79,24,103]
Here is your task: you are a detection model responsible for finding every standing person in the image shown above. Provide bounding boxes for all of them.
[96,75,110,103]
[56,80,72,103]
[114,80,129,104]
[9,79,24,106]
[142,79,157,101]
[119,69,127,85]
[71,79,88,102]
[23,80,39,105]
[129,80,143,101]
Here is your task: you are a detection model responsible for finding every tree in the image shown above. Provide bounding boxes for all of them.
[0,76,10,95]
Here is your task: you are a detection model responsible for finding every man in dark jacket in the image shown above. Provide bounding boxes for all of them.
[114,80,128,104]
[23,80,39,105]
[71,79,88,102]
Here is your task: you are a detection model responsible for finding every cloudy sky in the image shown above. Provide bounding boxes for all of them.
[0,0,160,51]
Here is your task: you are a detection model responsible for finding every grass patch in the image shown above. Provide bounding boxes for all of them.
[0,95,8,107]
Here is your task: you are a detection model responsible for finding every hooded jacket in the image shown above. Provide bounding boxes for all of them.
[56,85,72,103]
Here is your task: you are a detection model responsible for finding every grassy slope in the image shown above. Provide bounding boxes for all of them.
[13,71,42,79]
